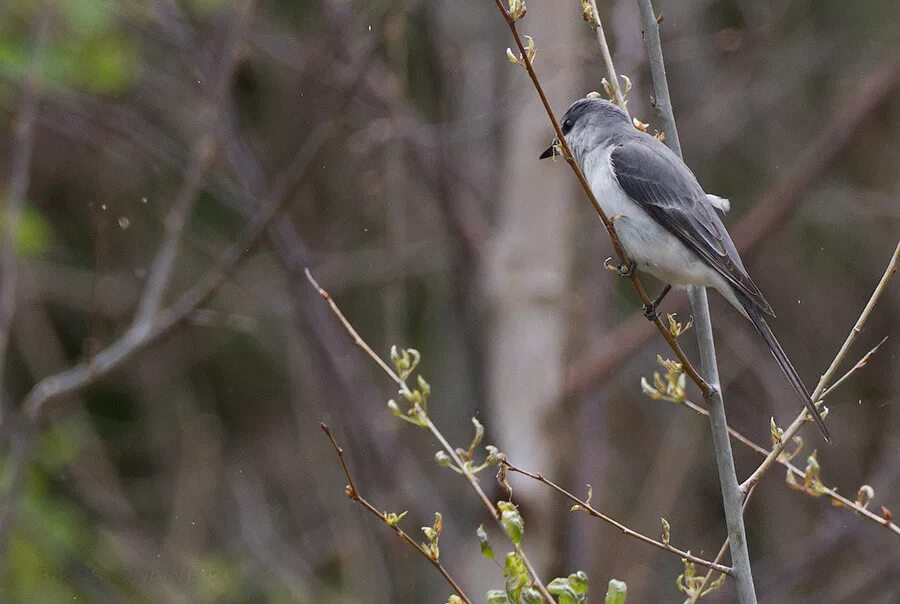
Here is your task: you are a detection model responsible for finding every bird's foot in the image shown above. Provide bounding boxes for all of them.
[605,257,636,277]
[642,302,660,322]
[642,284,672,322]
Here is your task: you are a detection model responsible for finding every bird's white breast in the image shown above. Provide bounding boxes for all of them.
[582,146,732,295]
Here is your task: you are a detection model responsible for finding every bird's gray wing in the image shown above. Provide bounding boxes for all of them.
[611,138,774,315]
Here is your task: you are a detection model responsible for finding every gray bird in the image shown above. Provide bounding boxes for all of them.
[541,97,829,441]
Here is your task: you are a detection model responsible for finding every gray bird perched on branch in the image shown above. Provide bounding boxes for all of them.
[541,97,830,441]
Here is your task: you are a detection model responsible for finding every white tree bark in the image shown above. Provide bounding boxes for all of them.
[484,1,581,563]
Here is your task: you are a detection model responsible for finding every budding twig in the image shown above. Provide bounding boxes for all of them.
[502,460,733,575]
[679,397,899,535]
[582,0,630,114]
[740,240,899,495]
[307,269,555,603]
[320,424,471,603]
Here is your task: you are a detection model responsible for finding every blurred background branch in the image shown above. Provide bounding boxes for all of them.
[0,0,895,601]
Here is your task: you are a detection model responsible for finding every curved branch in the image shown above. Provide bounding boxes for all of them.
[321,424,472,603]
[502,460,733,575]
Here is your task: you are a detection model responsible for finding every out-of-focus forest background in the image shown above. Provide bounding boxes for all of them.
[0,0,897,602]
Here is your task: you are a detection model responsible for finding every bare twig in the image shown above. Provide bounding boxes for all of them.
[819,337,888,400]
[502,460,733,575]
[740,240,899,495]
[320,423,471,603]
[635,0,681,155]
[306,269,555,603]
[583,0,630,114]
[687,287,757,602]
[677,244,900,596]
[491,0,711,397]
[0,6,49,407]
[678,395,900,535]
[635,1,756,600]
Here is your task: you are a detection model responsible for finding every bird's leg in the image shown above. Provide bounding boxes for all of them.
[642,284,672,321]
[605,257,636,277]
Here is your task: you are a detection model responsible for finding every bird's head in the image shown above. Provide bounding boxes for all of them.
[540,97,631,163]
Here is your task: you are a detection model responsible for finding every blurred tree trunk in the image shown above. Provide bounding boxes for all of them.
[484,2,581,566]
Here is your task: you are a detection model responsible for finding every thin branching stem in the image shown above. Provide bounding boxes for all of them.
[819,337,887,400]
[583,0,629,114]
[490,0,711,396]
[635,1,756,600]
[307,269,555,602]
[694,486,755,598]
[502,461,733,575]
[740,240,899,495]
[679,396,899,535]
[682,244,900,593]
[320,424,472,603]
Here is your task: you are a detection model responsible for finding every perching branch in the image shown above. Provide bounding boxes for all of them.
[306,269,555,603]
[693,486,756,600]
[320,423,471,604]
[740,240,899,495]
[490,0,711,397]
[635,1,756,601]
[501,460,733,575]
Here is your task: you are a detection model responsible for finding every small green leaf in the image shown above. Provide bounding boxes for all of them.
[384,511,407,527]
[503,552,528,601]
[548,577,579,604]
[435,451,453,468]
[604,579,627,604]
[468,417,485,454]
[486,590,510,604]
[569,571,589,596]
[476,524,494,560]
[417,374,431,398]
[498,501,524,545]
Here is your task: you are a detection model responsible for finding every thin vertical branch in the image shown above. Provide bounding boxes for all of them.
[688,287,757,602]
[0,7,50,404]
[635,0,682,156]
[320,424,472,603]
[584,0,630,115]
[636,1,757,601]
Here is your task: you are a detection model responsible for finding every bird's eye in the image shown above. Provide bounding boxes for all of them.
[562,118,574,134]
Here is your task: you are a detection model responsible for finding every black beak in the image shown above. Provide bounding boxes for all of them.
[539,143,557,159]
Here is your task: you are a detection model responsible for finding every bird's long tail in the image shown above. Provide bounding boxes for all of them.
[738,293,831,442]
